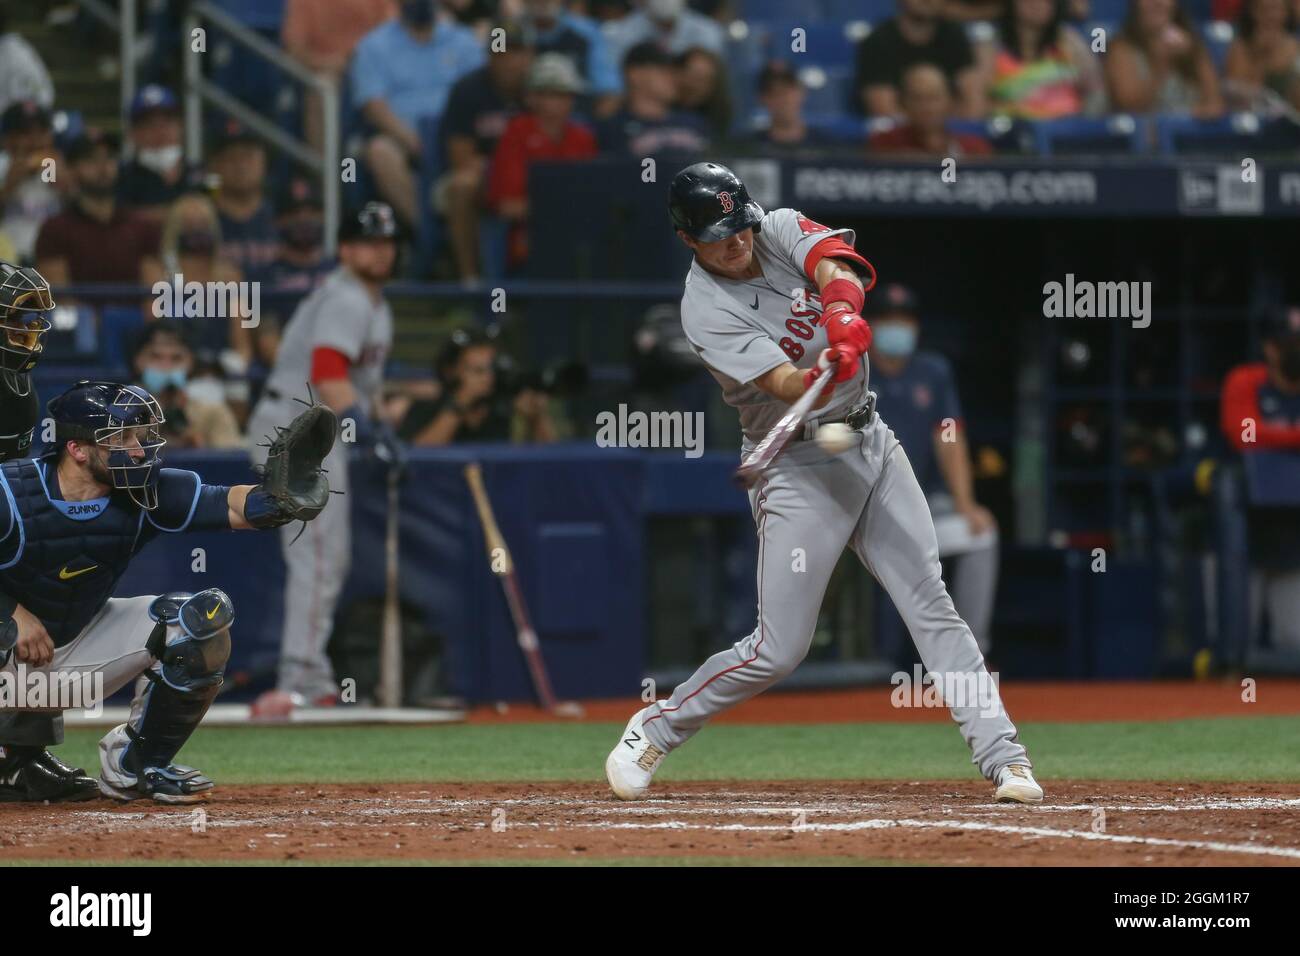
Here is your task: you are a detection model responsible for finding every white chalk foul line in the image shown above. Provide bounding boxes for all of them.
[519,818,1300,861]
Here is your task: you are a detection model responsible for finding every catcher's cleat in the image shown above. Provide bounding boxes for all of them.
[99,764,214,805]
[0,747,101,803]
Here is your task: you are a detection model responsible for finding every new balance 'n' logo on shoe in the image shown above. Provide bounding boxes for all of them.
[606,706,668,800]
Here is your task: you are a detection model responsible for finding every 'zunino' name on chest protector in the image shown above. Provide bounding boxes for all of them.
[0,458,145,646]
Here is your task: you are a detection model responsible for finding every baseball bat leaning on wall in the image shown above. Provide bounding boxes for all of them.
[377,465,403,708]
[463,463,584,718]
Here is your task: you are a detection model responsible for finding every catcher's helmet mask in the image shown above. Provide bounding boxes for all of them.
[0,261,55,381]
[668,162,765,243]
[48,381,168,511]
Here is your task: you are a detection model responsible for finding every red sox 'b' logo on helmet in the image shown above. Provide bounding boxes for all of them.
[717,190,735,213]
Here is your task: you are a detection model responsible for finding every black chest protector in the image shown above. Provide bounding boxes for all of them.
[0,457,153,646]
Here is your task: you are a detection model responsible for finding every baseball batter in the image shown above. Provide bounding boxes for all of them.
[248,202,404,709]
[605,163,1042,803]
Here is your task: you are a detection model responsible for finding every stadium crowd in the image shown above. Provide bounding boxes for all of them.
[1,0,1298,448]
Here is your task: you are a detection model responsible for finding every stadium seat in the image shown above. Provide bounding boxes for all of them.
[97,306,146,371]
[811,115,872,144]
[797,64,856,117]
[214,0,286,31]
[765,21,861,69]
[723,22,770,135]
[1155,112,1262,155]
[1087,0,1130,22]
[741,0,826,22]
[947,116,1033,153]
[1033,114,1146,155]
[824,0,895,25]
[1202,21,1234,73]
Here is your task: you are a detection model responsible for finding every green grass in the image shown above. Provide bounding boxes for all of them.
[51,715,1300,784]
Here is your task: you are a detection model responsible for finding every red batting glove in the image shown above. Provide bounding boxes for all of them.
[804,347,858,389]
[824,304,873,355]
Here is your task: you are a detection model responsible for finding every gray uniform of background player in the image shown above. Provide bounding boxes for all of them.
[246,266,392,699]
[639,208,1029,781]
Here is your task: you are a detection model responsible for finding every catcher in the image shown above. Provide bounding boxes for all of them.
[0,380,335,803]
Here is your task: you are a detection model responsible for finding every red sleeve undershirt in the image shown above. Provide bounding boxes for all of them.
[1221,363,1300,450]
[310,347,351,383]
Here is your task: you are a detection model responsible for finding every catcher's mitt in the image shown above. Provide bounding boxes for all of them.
[245,403,338,531]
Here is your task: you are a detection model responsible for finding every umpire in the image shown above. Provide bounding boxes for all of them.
[0,261,99,802]
[247,203,404,711]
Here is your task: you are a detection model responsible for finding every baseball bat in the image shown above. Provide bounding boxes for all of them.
[734,365,835,489]
[377,466,403,708]
[463,463,584,718]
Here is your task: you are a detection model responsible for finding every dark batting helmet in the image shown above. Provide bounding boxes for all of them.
[47,381,167,511]
[338,201,399,242]
[668,162,764,242]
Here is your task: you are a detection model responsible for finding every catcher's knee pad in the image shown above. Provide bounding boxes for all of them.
[145,589,233,693]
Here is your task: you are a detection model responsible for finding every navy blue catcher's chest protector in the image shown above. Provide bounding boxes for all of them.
[0,457,152,646]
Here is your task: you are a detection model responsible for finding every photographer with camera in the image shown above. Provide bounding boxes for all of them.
[399,326,562,445]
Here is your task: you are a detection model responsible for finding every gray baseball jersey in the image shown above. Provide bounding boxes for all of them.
[264,265,392,407]
[248,264,391,700]
[680,207,868,442]
[642,208,1031,781]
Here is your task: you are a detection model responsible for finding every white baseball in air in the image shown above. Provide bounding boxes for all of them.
[816,422,855,454]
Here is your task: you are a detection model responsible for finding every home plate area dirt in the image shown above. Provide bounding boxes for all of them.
[3,781,1299,865]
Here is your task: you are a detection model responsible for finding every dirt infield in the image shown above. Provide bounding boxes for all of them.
[4,781,1299,865]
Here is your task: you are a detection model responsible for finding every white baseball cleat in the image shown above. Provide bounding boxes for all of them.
[605,706,667,800]
[994,764,1044,804]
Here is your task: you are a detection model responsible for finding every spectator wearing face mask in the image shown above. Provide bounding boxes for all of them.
[0,100,63,263]
[130,319,243,449]
[250,177,332,294]
[142,191,252,409]
[117,85,188,220]
[867,284,1001,654]
[1220,308,1300,654]
[207,120,280,276]
[35,128,160,284]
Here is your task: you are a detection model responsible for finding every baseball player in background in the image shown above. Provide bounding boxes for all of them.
[248,202,404,712]
[605,163,1042,804]
[866,284,1000,655]
[0,381,333,802]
